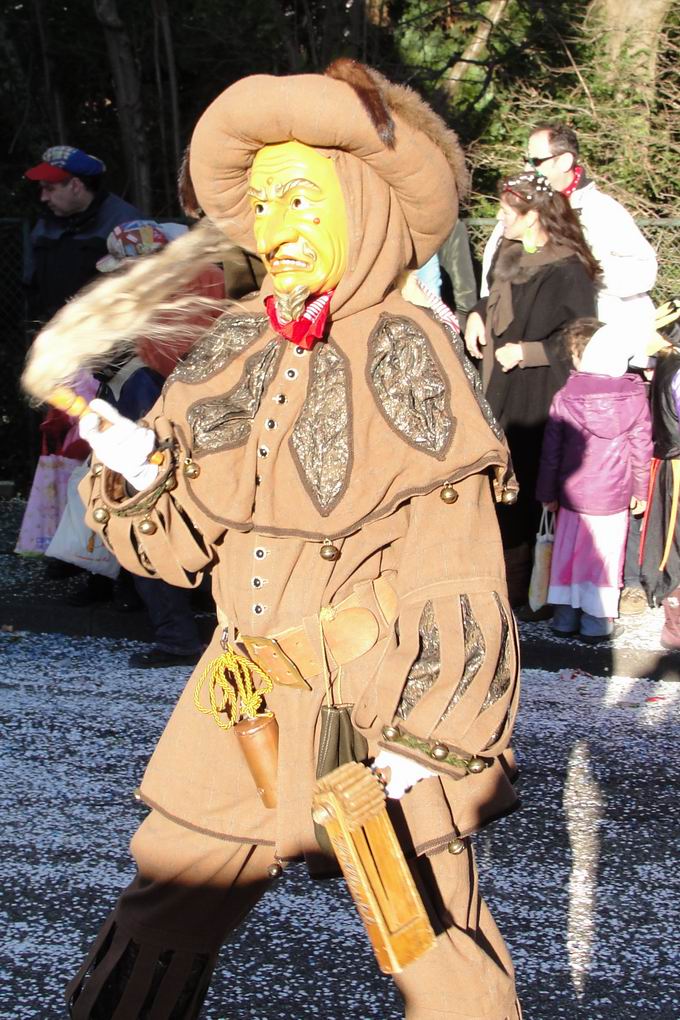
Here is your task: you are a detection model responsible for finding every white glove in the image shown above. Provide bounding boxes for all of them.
[373,749,436,800]
[79,398,160,491]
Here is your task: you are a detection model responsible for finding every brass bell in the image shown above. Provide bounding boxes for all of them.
[92,507,110,524]
[320,539,340,561]
[501,488,517,505]
[91,462,103,477]
[267,863,283,879]
[381,725,400,742]
[467,757,486,774]
[183,458,201,479]
[440,483,458,504]
[430,742,449,761]
[164,474,177,492]
[138,518,158,536]
[447,838,466,855]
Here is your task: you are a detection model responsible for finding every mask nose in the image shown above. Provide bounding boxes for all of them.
[256,209,299,257]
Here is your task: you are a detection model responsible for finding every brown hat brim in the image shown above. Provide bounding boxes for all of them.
[189,71,463,265]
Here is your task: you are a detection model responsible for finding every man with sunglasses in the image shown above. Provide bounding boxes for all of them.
[481,121,657,357]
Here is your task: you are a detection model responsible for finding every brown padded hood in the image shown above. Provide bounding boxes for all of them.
[189,62,467,320]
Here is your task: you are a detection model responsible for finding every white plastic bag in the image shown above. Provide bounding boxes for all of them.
[46,463,120,579]
[528,509,555,612]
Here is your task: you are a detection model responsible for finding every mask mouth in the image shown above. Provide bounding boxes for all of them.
[269,257,311,271]
[266,242,317,273]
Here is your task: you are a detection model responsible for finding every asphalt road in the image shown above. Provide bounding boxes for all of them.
[1,630,678,1020]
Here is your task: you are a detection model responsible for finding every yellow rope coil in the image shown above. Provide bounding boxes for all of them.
[194,644,273,730]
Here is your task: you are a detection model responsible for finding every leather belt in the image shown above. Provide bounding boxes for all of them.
[238,576,398,690]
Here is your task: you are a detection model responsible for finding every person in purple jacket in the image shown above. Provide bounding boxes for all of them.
[536,319,653,641]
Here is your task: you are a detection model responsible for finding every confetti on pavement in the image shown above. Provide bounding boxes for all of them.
[0,632,678,1020]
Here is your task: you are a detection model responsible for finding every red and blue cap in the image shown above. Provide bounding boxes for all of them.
[25,146,106,183]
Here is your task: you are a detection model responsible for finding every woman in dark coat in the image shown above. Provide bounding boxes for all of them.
[465,171,600,606]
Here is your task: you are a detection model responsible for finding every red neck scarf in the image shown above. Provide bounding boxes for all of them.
[562,164,583,198]
[264,291,334,350]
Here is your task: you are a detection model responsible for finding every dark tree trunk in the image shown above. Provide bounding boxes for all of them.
[94,0,152,212]
[32,0,67,142]
[152,0,181,174]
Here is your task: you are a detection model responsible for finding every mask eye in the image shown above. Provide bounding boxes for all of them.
[254,203,265,215]
[291,196,306,210]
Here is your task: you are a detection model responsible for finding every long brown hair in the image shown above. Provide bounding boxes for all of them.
[499,171,601,281]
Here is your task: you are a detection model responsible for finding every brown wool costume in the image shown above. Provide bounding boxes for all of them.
[68,63,522,1020]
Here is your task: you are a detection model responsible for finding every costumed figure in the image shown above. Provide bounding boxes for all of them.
[23,61,522,1020]
[640,299,680,647]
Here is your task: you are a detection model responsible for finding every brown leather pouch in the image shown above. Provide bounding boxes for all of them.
[313,704,369,859]
[234,713,279,809]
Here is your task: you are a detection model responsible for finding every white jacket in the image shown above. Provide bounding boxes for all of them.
[480,180,657,360]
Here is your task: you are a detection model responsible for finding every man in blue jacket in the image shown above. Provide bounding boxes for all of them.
[24,145,140,322]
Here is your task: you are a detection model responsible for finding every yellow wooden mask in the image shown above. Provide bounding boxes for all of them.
[248,141,349,298]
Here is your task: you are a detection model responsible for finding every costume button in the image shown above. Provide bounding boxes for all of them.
[267,863,283,879]
[274,394,286,404]
[447,838,466,855]
[254,547,267,559]
[253,603,265,615]
[430,743,449,761]
[252,577,263,589]
[294,346,306,356]
[93,507,110,524]
[285,368,298,380]
[265,419,277,430]
[382,725,400,741]
[258,446,269,458]
[255,474,262,486]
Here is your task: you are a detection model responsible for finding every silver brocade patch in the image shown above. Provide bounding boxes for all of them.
[290,342,352,514]
[480,593,513,711]
[167,313,269,387]
[438,595,486,724]
[397,601,440,720]
[367,315,454,457]
[187,340,282,453]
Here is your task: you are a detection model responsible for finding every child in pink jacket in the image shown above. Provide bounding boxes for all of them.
[536,319,653,642]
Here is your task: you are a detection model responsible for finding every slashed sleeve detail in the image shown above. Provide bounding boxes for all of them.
[370,476,520,780]
[396,601,440,720]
